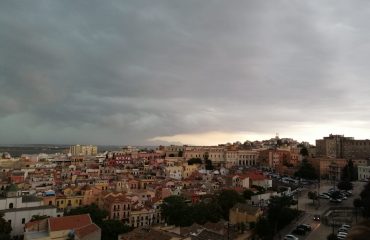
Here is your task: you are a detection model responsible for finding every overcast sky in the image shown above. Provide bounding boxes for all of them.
[2,1,370,146]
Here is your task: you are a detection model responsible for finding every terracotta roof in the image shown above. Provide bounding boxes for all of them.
[75,223,100,239]
[49,214,92,232]
[245,172,267,181]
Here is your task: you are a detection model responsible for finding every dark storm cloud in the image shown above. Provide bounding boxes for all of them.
[2,0,370,145]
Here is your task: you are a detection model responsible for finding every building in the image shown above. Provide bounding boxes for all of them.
[308,157,368,179]
[24,214,101,240]
[0,184,59,236]
[226,150,259,168]
[358,166,370,181]
[69,145,98,156]
[316,134,370,159]
[229,203,263,226]
[102,192,131,224]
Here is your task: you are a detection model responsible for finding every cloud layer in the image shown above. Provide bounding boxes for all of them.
[2,1,370,145]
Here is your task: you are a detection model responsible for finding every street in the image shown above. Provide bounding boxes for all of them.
[275,180,366,240]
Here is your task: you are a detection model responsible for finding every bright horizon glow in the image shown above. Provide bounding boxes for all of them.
[149,122,370,146]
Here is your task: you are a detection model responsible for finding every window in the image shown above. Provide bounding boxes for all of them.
[9,203,13,209]
[22,218,25,224]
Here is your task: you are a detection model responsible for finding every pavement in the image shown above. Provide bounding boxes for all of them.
[275,180,367,240]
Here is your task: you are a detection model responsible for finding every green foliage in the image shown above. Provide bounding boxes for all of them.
[252,185,266,194]
[360,182,370,218]
[337,180,353,191]
[205,159,214,170]
[191,201,222,225]
[354,198,362,208]
[294,159,318,180]
[65,204,108,226]
[341,160,357,181]
[187,158,202,165]
[300,147,309,157]
[160,196,191,226]
[255,195,299,239]
[327,233,337,240]
[100,220,132,240]
[217,190,245,220]
[255,217,273,240]
[307,191,318,204]
[66,204,131,239]
[243,189,254,200]
[161,190,244,226]
[0,213,11,240]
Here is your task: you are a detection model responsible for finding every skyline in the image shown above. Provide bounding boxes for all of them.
[2,1,370,145]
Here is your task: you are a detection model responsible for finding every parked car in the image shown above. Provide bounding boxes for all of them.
[337,232,348,238]
[297,224,312,231]
[292,227,306,236]
[319,193,330,199]
[338,227,349,233]
[341,224,351,229]
[330,198,342,203]
[284,234,299,240]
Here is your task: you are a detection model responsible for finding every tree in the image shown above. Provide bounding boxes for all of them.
[160,196,191,226]
[307,191,318,205]
[65,204,108,226]
[187,158,202,165]
[327,233,337,240]
[341,160,357,181]
[360,182,370,218]
[354,198,362,223]
[161,195,223,226]
[0,213,11,240]
[294,159,318,180]
[255,217,273,240]
[243,189,254,200]
[337,181,353,191]
[205,159,214,170]
[300,147,309,158]
[267,195,297,235]
[217,190,245,220]
[100,220,132,240]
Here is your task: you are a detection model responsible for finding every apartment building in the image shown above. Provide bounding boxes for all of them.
[69,145,98,156]
[316,134,370,159]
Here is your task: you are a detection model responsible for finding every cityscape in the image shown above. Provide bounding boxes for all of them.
[2,1,370,240]
[1,134,370,240]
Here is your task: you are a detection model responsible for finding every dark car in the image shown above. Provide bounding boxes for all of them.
[313,214,320,221]
[297,224,312,231]
[292,227,306,236]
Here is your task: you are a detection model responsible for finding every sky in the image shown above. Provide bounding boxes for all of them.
[2,1,370,146]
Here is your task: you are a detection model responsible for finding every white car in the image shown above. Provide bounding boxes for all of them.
[284,234,299,240]
[337,232,348,237]
[319,194,330,199]
[341,224,351,229]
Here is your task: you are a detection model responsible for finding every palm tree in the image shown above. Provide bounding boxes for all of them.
[353,198,362,223]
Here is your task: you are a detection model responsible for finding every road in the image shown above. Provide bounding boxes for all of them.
[276,180,366,240]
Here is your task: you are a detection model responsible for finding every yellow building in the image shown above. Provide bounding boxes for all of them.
[182,163,199,179]
[69,145,98,156]
[56,195,84,210]
[229,203,262,225]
